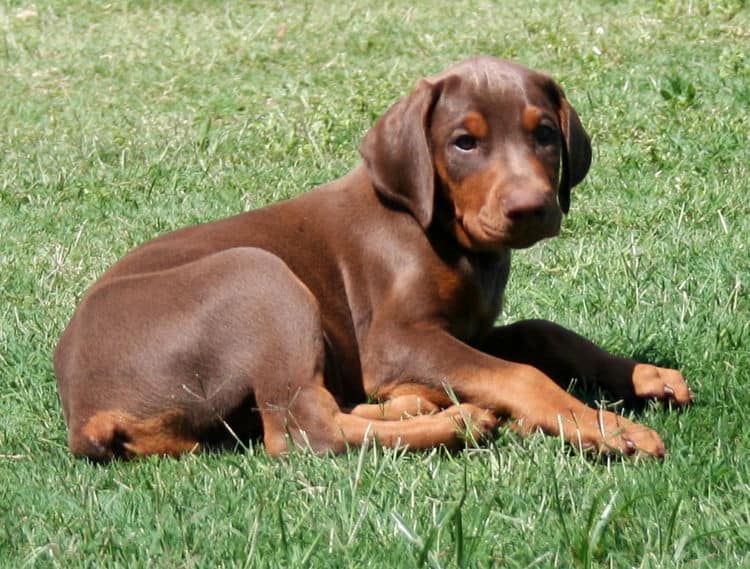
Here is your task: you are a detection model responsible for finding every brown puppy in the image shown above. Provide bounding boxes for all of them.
[54,57,692,461]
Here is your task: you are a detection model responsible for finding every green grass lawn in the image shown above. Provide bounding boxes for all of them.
[2,0,749,566]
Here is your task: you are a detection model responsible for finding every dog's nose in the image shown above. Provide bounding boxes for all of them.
[503,191,549,222]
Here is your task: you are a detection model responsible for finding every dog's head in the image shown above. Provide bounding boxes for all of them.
[360,56,591,251]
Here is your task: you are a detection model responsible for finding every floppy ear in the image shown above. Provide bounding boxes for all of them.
[359,79,444,228]
[557,95,592,214]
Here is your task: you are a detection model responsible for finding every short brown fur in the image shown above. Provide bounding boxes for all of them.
[55,57,692,461]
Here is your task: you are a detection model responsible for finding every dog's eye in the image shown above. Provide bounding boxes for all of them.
[453,135,478,151]
[534,124,559,146]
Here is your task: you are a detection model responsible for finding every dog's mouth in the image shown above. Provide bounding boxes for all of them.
[457,210,560,251]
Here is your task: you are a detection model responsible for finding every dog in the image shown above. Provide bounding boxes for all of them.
[54,57,693,461]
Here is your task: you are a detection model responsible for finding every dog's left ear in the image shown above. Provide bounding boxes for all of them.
[553,87,592,214]
[360,79,444,228]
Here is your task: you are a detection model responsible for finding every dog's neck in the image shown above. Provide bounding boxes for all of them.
[427,200,511,339]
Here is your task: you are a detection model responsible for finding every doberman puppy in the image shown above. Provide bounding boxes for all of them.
[55,57,693,461]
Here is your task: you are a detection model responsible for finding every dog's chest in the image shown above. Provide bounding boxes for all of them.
[450,253,510,340]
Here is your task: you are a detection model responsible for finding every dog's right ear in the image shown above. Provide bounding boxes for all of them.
[360,79,444,229]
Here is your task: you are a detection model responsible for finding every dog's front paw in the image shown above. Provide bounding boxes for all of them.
[599,414,666,458]
[572,410,666,458]
[632,364,694,406]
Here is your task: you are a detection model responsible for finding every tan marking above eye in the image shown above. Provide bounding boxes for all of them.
[463,112,489,139]
[521,105,542,132]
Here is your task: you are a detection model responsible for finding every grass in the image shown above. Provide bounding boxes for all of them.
[1,0,749,566]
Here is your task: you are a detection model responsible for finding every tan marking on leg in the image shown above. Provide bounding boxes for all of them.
[455,363,666,457]
[350,395,439,420]
[335,405,496,450]
[373,383,456,409]
[76,409,200,460]
[632,363,693,405]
